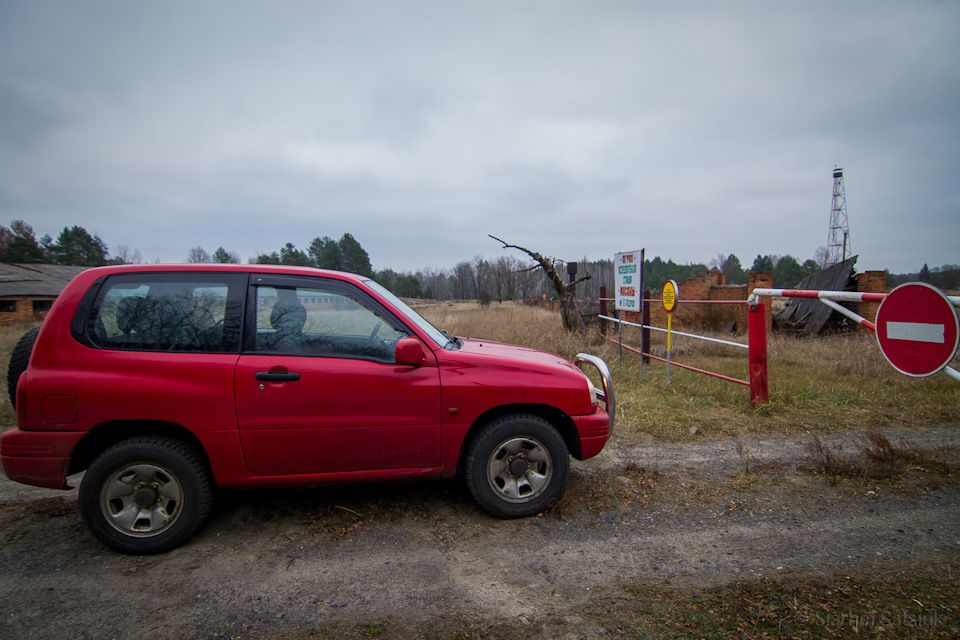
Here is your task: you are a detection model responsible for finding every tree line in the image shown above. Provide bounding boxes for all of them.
[0,220,117,266]
[4,219,957,299]
[567,252,825,302]
[890,264,960,291]
[186,233,375,280]
[188,236,552,301]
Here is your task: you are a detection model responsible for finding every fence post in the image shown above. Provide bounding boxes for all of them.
[642,290,651,364]
[748,303,769,404]
[599,286,607,336]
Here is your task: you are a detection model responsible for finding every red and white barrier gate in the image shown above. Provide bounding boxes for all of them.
[751,283,960,383]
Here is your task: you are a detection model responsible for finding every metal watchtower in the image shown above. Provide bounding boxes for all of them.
[826,167,851,265]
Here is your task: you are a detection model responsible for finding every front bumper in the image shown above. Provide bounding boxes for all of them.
[571,408,611,460]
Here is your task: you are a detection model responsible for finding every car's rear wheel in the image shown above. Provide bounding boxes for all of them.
[79,436,213,554]
[7,325,40,408]
[465,414,569,518]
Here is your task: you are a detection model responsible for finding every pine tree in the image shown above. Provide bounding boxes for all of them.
[772,255,806,288]
[279,243,312,266]
[0,220,48,263]
[751,255,775,272]
[721,254,745,284]
[212,247,240,263]
[48,226,109,266]
[311,236,342,270]
[338,233,372,276]
[255,252,281,264]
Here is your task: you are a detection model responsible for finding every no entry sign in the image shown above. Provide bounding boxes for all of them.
[875,282,959,377]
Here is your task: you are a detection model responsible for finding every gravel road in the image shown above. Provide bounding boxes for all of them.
[1,426,957,639]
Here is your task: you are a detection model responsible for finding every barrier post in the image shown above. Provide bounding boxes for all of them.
[641,290,651,364]
[748,303,769,404]
[666,312,672,384]
[662,280,679,385]
[599,286,607,336]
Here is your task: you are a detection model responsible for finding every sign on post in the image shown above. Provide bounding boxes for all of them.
[875,282,959,377]
[662,279,679,313]
[615,250,643,311]
[662,279,679,384]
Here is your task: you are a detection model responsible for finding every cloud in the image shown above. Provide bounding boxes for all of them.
[0,1,957,274]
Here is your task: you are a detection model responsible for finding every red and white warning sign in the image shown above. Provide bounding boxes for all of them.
[875,282,959,377]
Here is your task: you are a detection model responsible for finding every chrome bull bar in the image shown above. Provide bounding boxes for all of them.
[574,353,615,434]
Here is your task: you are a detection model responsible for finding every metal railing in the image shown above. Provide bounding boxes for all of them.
[598,295,769,404]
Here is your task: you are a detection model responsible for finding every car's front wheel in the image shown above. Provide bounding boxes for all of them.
[465,414,569,518]
[79,436,213,554]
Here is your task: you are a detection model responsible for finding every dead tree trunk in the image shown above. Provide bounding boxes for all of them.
[489,235,591,333]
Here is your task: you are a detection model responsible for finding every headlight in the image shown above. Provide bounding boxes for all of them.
[585,376,597,405]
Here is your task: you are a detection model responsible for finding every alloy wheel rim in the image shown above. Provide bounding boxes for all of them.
[485,436,552,503]
[100,463,184,538]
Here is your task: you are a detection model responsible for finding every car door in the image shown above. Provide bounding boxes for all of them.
[234,274,442,477]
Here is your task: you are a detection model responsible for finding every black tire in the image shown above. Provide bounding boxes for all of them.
[465,414,569,518]
[7,325,40,408]
[79,436,214,554]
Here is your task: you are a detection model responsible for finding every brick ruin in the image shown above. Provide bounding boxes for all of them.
[613,268,887,335]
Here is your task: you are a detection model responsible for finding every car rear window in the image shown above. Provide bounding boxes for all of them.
[86,274,244,353]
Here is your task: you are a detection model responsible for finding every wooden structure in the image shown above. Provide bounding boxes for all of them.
[0,264,86,325]
[775,257,887,334]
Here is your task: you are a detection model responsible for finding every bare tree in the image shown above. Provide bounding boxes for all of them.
[451,261,475,299]
[113,244,143,264]
[709,253,728,271]
[471,255,492,301]
[489,235,591,332]
[813,246,831,269]
[493,256,517,301]
[186,246,211,263]
[516,260,543,300]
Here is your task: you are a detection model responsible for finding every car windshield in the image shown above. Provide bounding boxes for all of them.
[365,280,452,348]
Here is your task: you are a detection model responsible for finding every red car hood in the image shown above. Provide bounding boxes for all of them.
[453,338,580,373]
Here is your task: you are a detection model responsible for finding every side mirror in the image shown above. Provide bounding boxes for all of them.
[395,337,428,366]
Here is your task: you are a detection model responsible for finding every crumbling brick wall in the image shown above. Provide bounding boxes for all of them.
[748,271,774,332]
[617,270,773,334]
[856,271,886,332]
[0,297,55,326]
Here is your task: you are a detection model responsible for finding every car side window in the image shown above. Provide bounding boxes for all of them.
[254,283,406,361]
[88,275,242,353]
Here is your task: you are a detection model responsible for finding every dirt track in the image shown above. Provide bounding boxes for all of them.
[1,426,958,639]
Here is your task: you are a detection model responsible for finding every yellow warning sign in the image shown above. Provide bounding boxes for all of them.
[662,280,679,313]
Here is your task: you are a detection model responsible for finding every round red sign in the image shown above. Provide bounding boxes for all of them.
[875,282,959,377]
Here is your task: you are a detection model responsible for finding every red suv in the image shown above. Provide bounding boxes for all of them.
[2,264,613,553]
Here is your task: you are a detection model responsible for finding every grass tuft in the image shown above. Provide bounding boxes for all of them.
[619,557,960,639]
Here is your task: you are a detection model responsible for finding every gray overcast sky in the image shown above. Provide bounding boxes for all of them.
[1,1,957,275]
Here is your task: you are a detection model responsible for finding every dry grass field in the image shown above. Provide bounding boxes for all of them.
[0,324,31,427]
[414,300,960,443]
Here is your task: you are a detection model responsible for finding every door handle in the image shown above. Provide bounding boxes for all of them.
[255,371,301,383]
